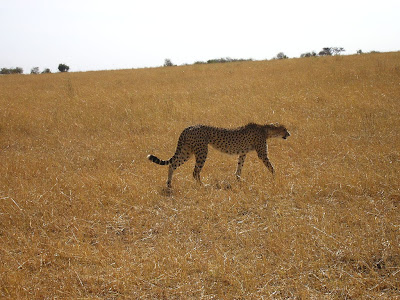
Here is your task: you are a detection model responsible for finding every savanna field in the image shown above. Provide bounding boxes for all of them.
[1,53,400,298]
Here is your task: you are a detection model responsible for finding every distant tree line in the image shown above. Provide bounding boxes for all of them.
[205,57,253,64]
[1,67,24,74]
[164,47,349,67]
[291,47,346,60]
[30,67,51,74]
[163,57,254,67]
[1,48,383,74]
[0,63,70,75]
[195,57,253,65]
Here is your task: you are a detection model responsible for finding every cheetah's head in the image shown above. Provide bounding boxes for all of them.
[266,123,290,139]
[282,127,290,139]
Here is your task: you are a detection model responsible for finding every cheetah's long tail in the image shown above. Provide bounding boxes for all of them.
[147,154,171,165]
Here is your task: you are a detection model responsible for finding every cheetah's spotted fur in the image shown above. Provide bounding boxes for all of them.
[148,123,290,188]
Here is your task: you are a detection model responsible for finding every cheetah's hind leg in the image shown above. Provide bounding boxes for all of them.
[235,154,246,180]
[167,149,192,188]
[193,146,208,185]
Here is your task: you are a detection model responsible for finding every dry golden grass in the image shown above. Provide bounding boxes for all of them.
[1,52,400,298]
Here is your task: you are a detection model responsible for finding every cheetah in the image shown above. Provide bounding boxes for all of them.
[147,123,290,188]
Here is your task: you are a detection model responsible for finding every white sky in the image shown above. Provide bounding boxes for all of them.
[1,0,399,73]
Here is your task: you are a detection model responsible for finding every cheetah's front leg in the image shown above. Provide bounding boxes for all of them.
[167,165,174,188]
[235,154,246,180]
[256,145,274,175]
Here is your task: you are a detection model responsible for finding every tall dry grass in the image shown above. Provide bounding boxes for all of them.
[1,52,400,298]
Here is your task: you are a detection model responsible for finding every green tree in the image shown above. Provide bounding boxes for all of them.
[58,64,70,72]
[319,47,332,56]
[300,51,317,58]
[319,47,345,56]
[275,52,288,59]
[31,67,40,74]
[0,67,23,74]
[164,59,174,67]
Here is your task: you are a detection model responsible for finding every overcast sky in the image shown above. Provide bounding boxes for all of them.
[1,0,399,73]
